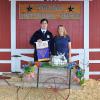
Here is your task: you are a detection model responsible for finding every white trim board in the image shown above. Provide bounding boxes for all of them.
[0,60,11,63]
[89,72,100,75]
[89,60,100,63]
[13,49,84,54]
[83,0,89,79]
[11,0,21,72]
[0,48,100,53]
[89,49,100,52]
[0,49,11,52]
[16,49,34,54]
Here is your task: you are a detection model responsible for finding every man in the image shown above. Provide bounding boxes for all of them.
[30,18,54,61]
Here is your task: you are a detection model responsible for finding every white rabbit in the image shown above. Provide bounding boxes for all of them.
[51,53,67,66]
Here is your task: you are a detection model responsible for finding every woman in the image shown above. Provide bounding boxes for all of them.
[54,25,72,62]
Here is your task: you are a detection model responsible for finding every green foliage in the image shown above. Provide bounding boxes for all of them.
[24,66,34,74]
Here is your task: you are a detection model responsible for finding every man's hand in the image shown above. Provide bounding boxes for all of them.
[37,39,42,42]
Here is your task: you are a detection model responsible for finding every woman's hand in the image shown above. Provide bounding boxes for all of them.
[69,57,72,63]
[68,42,72,62]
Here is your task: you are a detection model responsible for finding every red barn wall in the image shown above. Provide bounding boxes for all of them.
[16,1,84,49]
[89,0,100,80]
[0,0,99,80]
[0,0,11,72]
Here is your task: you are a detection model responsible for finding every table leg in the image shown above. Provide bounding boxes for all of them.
[37,67,40,88]
[68,69,71,89]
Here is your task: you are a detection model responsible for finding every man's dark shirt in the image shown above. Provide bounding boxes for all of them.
[30,29,54,61]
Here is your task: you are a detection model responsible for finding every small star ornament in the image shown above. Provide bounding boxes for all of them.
[68,5,74,12]
[27,5,32,12]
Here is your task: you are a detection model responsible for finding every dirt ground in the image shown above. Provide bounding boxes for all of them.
[0,79,100,100]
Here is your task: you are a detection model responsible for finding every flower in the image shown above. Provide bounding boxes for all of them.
[22,61,41,80]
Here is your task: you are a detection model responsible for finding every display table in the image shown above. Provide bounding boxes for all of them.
[1,65,71,89]
[36,62,72,89]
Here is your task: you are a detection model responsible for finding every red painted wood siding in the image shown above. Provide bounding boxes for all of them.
[90,0,100,48]
[16,1,84,49]
[89,0,100,79]
[0,52,11,60]
[0,64,11,72]
[89,75,100,80]
[0,0,11,72]
[0,0,11,48]
[90,63,100,71]
[89,52,100,60]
